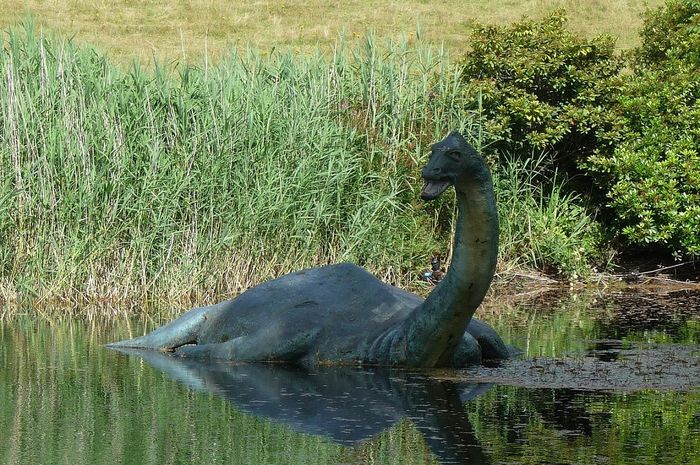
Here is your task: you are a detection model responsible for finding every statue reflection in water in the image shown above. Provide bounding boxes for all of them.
[117,349,493,465]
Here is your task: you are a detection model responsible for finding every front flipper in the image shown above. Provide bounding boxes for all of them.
[451,331,482,367]
[106,307,209,351]
[466,318,517,360]
[175,328,320,364]
[452,318,521,367]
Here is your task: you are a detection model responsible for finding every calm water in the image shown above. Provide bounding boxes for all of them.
[1,290,699,465]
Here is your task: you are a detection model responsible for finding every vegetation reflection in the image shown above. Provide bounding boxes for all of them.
[1,291,697,465]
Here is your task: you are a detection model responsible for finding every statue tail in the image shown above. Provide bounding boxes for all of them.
[106,307,209,351]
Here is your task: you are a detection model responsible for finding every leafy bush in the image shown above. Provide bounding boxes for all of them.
[460,11,623,164]
[587,0,700,256]
[635,0,700,67]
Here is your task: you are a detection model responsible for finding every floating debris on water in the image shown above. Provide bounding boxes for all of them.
[451,342,700,392]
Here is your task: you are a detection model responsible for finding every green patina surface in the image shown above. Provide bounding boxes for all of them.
[108,133,509,367]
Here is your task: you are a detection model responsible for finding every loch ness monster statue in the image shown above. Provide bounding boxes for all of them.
[108,131,515,367]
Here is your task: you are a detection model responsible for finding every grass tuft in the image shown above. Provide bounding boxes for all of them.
[495,153,610,279]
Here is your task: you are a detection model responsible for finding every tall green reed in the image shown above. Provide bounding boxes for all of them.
[0,23,480,306]
[0,22,605,308]
[494,153,608,279]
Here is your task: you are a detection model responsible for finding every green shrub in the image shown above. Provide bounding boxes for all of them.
[460,11,623,164]
[587,0,700,256]
[635,0,700,67]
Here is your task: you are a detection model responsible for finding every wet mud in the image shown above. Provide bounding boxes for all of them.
[455,287,700,392]
[453,342,699,392]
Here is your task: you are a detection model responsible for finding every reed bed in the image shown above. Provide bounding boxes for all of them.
[0,23,602,310]
[0,24,475,306]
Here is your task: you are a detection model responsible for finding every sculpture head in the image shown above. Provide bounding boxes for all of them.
[420,131,482,201]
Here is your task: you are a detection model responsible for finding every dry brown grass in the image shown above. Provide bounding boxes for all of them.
[1,0,662,65]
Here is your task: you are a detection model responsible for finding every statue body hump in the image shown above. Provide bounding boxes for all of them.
[109,131,514,368]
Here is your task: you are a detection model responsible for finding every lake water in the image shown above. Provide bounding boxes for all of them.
[1,289,699,465]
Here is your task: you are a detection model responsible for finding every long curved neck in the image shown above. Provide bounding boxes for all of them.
[390,166,499,367]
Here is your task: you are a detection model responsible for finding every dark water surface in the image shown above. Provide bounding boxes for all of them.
[1,290,699,465]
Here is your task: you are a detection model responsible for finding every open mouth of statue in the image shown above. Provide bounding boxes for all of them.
[421,178,451,200]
